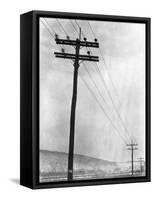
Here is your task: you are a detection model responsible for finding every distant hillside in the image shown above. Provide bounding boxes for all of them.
[40,150,117,180]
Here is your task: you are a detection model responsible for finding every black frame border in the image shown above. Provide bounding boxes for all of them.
[31,10,151,189]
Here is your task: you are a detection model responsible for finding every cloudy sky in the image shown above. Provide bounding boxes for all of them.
[39,17,145,162]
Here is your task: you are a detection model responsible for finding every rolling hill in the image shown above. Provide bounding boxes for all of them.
[40,150,117,182]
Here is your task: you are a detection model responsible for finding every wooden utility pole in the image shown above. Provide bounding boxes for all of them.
[127,142,138,175]
[54,28,99,181]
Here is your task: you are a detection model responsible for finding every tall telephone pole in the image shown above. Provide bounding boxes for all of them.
[54,28,99,181]
[127,142,138,175]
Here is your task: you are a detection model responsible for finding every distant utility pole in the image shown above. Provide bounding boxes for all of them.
[54,28,99,181]
[127,142,138,175]
[137,157,144,174]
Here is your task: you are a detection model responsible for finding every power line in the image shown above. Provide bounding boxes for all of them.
[44,18,56,34]
[41,19,72,66]
[87,21,122,104]
[79,71,128,145]
[56,18,68,36]
[70,20,78,33]
[69,20,130,143]
[83,63,111,110]
[75,20,85,38]
[53,18,130,145]
[42,18,131,177]
[43,18,67,50]
[82,63,129,144]
[40,19,55,39]
[87,21,132,141]
[74,21,131,142]
[87,21,96,38]
[94,62,132,142]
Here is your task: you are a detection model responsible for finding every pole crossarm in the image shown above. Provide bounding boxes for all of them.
[127,143,138,150]
[127,143,138,146]
[54,52,99,62]
[127,147,138,150]
[55,38,99,48]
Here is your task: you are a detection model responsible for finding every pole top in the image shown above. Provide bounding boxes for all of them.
[79,27,81,40]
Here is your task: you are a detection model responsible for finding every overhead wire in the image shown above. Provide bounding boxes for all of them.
[56,18,68,36]
[43,18,56,34]
[87,21,132,142]
[79,70,128,145]
[43,18,129,145]
[88,21,122,104]
[69,20,129,144]
[94,62,131,142]
[40,19,55,39]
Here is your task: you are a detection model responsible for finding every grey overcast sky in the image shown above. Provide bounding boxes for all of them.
[39,18,145,162]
